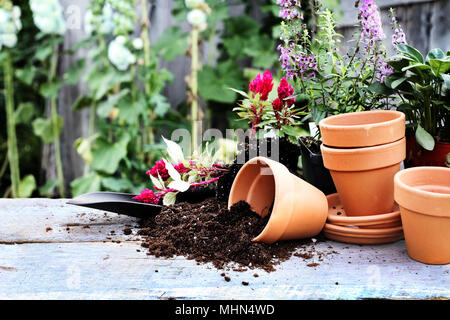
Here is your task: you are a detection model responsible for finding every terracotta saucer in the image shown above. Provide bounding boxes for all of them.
[324,223,403,236]
[327,193,402,228]
[323,230,404,245]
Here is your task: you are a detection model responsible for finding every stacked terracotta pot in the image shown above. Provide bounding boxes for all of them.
[319,110,406,244]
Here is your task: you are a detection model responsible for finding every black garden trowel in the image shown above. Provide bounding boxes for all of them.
[67,192,162,219]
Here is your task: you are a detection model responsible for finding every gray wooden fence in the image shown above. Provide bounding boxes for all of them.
[50,0,449,194]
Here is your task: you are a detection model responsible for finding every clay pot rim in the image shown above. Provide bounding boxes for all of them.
[319,110,404,131]
[395,167,450,217]
[324,223,403,236]
[321,137,406,172]
[326,193,401,225]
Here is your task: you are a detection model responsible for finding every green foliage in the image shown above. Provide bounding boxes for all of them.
[383,45,450,149]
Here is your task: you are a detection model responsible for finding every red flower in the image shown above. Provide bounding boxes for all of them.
[146,159,169,180]
[174,162,190,174]
[249,70,274,101]
[133,189,161,204]
[277,78,295,101]
[272,98,283,112]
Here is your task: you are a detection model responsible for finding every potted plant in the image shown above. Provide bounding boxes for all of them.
[380,10,450,167]
[276,0,393,194]
[133,137,233,205]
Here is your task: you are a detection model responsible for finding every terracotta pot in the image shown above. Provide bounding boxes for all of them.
[321,137,406,216]
[405,135,450,168]
[326,193,401,228]
[319,110,405,148]
[228,156,328,244]
[394,167,450,265]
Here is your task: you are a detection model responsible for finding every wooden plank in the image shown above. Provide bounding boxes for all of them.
[0,241,448,300]
[0,199,140,243]
[430,0,450,52]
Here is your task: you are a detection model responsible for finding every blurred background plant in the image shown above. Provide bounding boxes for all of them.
[0,0,448,198]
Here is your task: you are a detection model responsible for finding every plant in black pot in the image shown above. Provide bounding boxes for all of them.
[276,2,394,194]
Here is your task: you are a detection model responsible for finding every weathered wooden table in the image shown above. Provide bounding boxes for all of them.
[0,199,448,300]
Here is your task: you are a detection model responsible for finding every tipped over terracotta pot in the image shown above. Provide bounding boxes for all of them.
[394,167,450,265]
[319,110,405,148]
[228,157,328,244]
[321,137,406,216]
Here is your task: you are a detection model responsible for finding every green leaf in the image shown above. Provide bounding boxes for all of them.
[15,102,35,124]
[34,45,53,61]
[153,27,187,62]
[425,48,445,62]
[32,116,63,143]
[368,82,394,95]
[390,77,407,89]
[39,178,58,197]
[74,137,93,163]
[163,192,177,206]
[72,95,93,111]
[150,174,164,190]
[70,174,102,197]
[428,58,450,76]
[397,44,424,63]
[18,175,36,198]
[97,89,130,118]
[415,125,435,151]
[387,58,410,72]
[198,61,243,103]
[151,93,171,118]
[118,94,147,124]
[63,59,86,85]
[15,66,36,85]
[101,177,134,192]
[91,133,131,174]
[281,125,299,137]
[40,81,62,99]
[401,63,431,73]
[228,87,249,98]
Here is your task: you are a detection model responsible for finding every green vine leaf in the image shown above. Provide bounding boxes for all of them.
[415,125,435,151]
[91,133,131,174]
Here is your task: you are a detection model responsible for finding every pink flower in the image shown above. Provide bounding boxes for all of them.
[146,159,169,180]
[133,189,161,204]
[249,70,274,101]
[174,162,190,174]
[272,98,283,112]
[277,78,295,106]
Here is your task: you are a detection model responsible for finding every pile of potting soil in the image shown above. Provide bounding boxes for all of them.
[138,198,316,272]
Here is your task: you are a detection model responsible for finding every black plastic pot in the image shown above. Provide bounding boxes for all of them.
[299,137,336,195]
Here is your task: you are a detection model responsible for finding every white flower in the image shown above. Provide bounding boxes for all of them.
[30,0,66,35]
[1,33,18,48]
[108,37,136,71]
[84,10,94,35]
[132,38,143,50]
[0,9,9,26]
[187,9,207,27]
[185,0,205,9]
[0,6,21,49]
[99,3,115,34]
